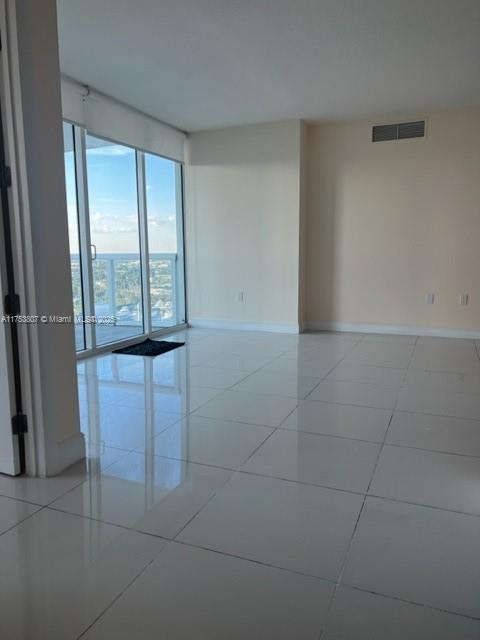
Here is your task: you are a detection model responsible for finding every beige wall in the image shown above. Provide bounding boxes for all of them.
[306,107,480,332]
[185,121,302,331]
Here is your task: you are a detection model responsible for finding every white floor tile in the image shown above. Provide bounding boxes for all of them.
[387,411,480,456]
[327,363,405,387]
[323,586,480,639]
[232,370,321,398]
[342,497,480,618]
[308,379,398,410]
[397,387,480,420]
[187,365,250,389]
[51,452,231,538]
[344,342,414,368]
[0,496,40,535]
[369,445,480,515]
[0,508,165,640]
[295,333,361,349]
[204,352,276,371]
[242,429,379,492]
[409,345,480,374]
[142,415,273,468]
[281,401,391,442]
[416,336,475,348]
[178,472,363,579]
[83,404,180,451]
[261,355,340,378]
[193,389,297,427]
[82,542,333,640]
[286,343,355,360]
[361,334,417,344]
[153,385,223,416]
[404,369,480,394]
[220,342,290,359]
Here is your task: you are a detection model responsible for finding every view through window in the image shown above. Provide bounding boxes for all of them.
[145,153,185,329]
[86,135,144,346]
[63,122,86,351]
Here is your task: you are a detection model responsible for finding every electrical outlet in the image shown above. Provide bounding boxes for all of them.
[425,293,435,305]
[237,290,245,303]
[459,293,469,306]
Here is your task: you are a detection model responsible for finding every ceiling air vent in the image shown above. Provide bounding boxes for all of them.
[372,120,425,142]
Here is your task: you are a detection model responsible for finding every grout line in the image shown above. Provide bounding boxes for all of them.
[319,340,420,637]
[368,440,480,460]
[343,584,480,623]
[234,468,480,519]
[319,409,395,637]
[364,493,480,519]
[392,407,480,424]
[237,427,279,467]
[302,342,364,402]
[299,397,397,411]
[151,410,281,432]
[0,503,47,540]
[0,491,45,509]
[45,503,172,540]
[172,538,338,583]
[75,552,165,639]
[170,477,233,541]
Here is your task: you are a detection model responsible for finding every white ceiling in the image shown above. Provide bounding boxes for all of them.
[57,0,480,132]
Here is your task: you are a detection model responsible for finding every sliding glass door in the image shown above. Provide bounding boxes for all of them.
[145,153,185,329]
[85,135,144,346]
[62,124,186,354]
[63,123,86,351]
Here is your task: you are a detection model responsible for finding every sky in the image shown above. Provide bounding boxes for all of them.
[64,127,179,255]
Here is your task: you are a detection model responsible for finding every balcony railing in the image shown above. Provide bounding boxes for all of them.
[70,252,178,327]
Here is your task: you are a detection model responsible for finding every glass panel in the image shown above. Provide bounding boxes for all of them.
[85,134,144,346]
[145,153,185,329]
[62,123,85,351]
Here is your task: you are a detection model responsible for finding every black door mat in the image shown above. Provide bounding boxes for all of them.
[113,338,185,357]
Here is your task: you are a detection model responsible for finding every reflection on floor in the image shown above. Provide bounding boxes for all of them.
[1,328,480,638]
[75,322,176,351]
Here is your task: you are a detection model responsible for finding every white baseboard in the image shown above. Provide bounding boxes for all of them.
[305,321,480,340]
[188,318,300,334]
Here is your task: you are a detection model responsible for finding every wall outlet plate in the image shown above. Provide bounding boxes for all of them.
[459,294,469,306]
[425,293,435,305]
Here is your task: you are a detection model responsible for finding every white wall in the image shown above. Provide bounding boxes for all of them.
[185,121,302,332]
[305,107,480,333]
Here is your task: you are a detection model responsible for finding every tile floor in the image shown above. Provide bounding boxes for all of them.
[1,329,480,638]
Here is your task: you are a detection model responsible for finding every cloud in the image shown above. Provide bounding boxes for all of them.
[90,211,139,234]
[147,214,176,227]
[87,145,132,157]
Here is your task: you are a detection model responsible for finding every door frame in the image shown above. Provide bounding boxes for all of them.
[0,0,41,476]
